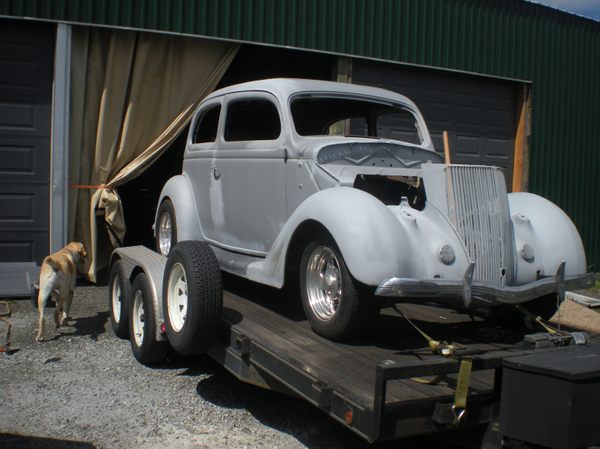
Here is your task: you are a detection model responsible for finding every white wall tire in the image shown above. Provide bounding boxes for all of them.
[162,241,222,355]
[129,272,168,365]
[108,260,129,338]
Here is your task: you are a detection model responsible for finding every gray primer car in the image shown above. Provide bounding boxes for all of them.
[155,78,592,340]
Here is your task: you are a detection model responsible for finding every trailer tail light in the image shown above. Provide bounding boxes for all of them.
[160,323,166,334]
[344,407,354,426]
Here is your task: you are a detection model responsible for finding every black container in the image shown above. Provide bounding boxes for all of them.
[500,345,600,449]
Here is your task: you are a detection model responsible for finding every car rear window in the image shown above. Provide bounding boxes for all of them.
[193,105,221,144]
[224,99,281,141]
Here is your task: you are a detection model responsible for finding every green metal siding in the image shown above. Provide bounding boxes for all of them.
[1,0,599,267]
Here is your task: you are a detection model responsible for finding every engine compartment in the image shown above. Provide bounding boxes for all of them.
[353,175,426,210]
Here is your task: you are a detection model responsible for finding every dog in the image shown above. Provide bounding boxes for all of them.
[36,242,87,342]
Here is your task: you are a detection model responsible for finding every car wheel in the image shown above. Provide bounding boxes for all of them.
[163,241,223,355]
[300,236,377,341]
[129,272,168,365]
[156,199,177,256]
[523,293,560,321]
[108,260,129,338]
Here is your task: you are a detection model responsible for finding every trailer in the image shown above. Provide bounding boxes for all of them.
[109,245,600,448]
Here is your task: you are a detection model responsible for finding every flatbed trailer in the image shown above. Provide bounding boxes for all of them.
[111,246,600,447]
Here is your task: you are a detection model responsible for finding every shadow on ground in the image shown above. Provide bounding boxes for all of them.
[0,433,96,449]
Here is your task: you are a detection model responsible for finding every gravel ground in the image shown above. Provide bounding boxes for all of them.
[0,285,471,449]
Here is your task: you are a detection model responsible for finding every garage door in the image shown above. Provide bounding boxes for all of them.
[353,61,517,188]
[0,19,54,266]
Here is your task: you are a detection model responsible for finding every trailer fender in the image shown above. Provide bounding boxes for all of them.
[155,175,204,242]
[509,192,587,284]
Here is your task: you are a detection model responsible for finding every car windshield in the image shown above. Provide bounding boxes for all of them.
[291,95,423,145]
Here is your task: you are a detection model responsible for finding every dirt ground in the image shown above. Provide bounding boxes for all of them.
[0,285,479,449]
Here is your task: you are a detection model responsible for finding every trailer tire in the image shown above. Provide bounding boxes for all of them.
[300,235,377,341]
[108,260,129,338]
[163,241,223,355]
[129,272,168,365]
[156,199,177,256]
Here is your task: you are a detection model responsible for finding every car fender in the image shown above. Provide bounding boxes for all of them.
[155,175,204,242]
[509,192,586,284]
[247,187,470,288]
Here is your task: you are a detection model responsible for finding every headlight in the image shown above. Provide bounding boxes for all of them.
[439,244,455,265]
[520,243,535,262]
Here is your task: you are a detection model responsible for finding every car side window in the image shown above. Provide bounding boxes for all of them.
[224,99,281,141]
[193,105,221,144]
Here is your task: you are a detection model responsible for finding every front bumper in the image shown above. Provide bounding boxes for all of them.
[375,262,595,307]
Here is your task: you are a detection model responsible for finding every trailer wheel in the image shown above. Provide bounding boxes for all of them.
[156,199,177,256]
[129,272,167,365]
[163,241,223,355]
[300,236,377,341]
[108,260,130,338]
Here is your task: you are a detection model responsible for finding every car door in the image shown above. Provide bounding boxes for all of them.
[184,99,223,241]
[210,92,287,255]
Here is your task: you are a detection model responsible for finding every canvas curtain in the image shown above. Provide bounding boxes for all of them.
[68,27,238,280]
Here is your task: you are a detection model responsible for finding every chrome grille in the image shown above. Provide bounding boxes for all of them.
[447,166,513,286]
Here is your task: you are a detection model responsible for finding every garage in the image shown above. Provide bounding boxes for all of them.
[0,1,597,284]
[0,19,54,291]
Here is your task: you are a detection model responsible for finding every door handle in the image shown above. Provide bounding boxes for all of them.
[210,165,221,180]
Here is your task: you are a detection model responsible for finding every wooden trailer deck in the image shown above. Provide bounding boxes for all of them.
[208,277,543,441]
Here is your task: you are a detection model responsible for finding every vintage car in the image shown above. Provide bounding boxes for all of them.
[154,78,592,341]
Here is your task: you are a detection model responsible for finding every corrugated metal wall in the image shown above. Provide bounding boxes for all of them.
[1,0,599,267]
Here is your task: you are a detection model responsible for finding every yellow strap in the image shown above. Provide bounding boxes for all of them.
[452,357,473,424]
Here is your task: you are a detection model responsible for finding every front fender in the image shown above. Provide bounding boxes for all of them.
[247,187,469,288]
[509,192,587,284]
[156,175,204,242]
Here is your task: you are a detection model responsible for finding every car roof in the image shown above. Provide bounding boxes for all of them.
[205,78,418,108]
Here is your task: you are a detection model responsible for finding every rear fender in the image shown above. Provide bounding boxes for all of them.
[155,175,204,242]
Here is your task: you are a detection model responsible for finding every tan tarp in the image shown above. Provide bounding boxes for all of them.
[68,27,238,280]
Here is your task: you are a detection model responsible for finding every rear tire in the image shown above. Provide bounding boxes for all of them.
[156,199,177,257]
[300,235,378,341]
[129,272,167,365]
[108,260,129,338]
[163,241,223,355]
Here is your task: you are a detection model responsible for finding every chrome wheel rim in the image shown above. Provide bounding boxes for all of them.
[167,262,187,332]
[111,276,121,323]
[305,245,342,321]
[158,212,172,255]
[132,290,144,347]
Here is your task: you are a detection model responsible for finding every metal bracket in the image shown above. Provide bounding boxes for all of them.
[235,334,252,357]
[462,263,475,308]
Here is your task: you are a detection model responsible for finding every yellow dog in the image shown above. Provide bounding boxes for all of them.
[36,242,87,341]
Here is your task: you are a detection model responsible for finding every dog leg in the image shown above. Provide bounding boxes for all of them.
[53,293,62,328]
[36,288,52,342]
[60,291,74,327]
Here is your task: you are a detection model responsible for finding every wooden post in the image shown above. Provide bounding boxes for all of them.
[443,130,451,165]
[512,85,531,192]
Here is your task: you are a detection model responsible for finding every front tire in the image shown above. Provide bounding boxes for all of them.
[300,236,377,341]
[156,199,177,256]
[129,272,168,365]
[108,260,129,338]
[163,241,223,355]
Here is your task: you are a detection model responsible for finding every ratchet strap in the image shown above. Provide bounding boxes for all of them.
[392,303,472,424]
